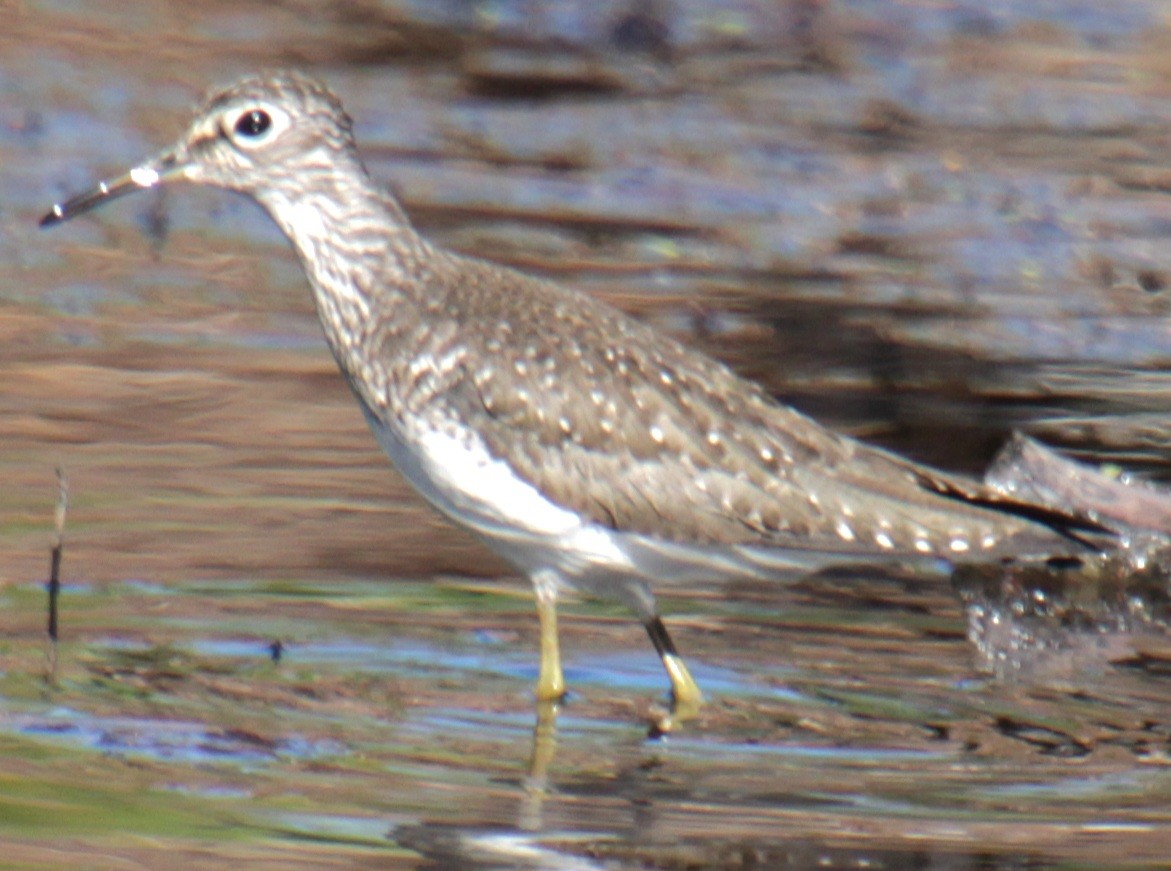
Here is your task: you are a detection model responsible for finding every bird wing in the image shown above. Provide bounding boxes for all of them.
[427,256,1081,560]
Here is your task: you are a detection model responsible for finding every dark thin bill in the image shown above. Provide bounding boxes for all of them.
[40,164,163,228]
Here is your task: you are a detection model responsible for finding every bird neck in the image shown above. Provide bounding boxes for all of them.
[254,159,434,390]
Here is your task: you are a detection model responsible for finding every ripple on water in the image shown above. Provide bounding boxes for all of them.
[177,634,807,705]
[9,708,345,765]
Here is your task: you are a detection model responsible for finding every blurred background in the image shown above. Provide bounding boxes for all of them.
[5,1,1171,868]
[8,0,1171,585]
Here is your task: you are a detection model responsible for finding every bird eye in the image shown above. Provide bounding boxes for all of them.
[234,109,272,138]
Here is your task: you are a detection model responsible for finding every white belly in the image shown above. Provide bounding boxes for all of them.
[361,407,636,582]
[359,407,949,617]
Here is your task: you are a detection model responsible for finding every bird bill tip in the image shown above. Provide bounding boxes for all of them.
[38,203,67,227]
[38,162,164,229]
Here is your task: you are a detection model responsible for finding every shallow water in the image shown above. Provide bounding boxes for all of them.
[6,1,1171,868]
[3,576,1171,869]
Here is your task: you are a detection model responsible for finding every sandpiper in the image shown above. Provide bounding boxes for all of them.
[42,72,1099,712]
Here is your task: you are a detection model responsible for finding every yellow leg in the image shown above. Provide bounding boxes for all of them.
[535,589,566,702]
[663,651,703,708]
[645,616,703,731]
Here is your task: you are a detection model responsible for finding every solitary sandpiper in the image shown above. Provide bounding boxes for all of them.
[42,72,1099,713]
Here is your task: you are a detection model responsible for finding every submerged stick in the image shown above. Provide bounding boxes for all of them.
[45,467,68,682]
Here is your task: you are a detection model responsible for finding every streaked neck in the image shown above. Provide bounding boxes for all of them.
[255,157,430,360]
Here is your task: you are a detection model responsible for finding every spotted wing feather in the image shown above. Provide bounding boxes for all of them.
[423,252,1084,560]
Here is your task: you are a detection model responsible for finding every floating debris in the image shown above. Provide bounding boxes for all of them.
[987,433,1171,568]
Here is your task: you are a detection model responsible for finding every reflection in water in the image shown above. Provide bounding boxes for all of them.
[11,707,343,764]
[395,823,612,870]
[395,715,1083,871]
[396,821,1076,871]
[520,700,559,831]
[2,570,1171,868]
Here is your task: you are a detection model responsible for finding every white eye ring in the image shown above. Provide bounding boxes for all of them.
[226,104,289,148]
